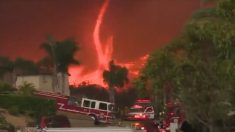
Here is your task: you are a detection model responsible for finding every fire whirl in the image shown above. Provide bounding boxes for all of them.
[69,0,147,87]
[69,0,112,87]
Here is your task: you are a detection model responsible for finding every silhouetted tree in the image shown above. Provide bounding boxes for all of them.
[138,1,235,131]
[0,56,38,86]
[40,36,80,94]
[0,56,14,83]
[14,58,38,75]
[103,60,129,103]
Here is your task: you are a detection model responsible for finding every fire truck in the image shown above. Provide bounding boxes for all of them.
[159,101,185,132]
[126,99,155,121]
[34,91,115,124]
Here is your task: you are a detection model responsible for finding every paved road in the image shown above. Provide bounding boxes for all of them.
[126,120,159,132]
[57,111,160,132]
[141,120,159,132]
[39,127,137,132]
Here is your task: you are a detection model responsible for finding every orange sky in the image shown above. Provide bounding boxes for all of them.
[0,0,203,85]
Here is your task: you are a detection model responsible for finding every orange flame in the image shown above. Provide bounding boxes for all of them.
[68,0,148,87]
[69,0,112,87]
[93,0,113,71]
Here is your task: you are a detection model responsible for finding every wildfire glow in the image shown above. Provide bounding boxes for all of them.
[93,0,113,70]
[68,0,148,87]
[69,0,112,86]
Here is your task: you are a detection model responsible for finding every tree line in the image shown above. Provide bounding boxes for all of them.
[0,35,129,104]
[0,36,80,94]
[134,0,235,131]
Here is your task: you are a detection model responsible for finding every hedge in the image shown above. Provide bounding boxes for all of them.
[0,95,56,119]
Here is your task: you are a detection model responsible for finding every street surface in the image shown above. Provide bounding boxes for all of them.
[139,120,159,132]
[38,127,138,132]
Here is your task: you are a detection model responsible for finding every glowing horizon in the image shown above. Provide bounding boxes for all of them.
[0,1,201,87]
[69,0,112,87]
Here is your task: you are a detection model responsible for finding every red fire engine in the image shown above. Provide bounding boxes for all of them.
[160,101,185,132]
[126,99,155,121]
[34,91,115,124]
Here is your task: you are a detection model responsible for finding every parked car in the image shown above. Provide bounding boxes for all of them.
[40,115,71,128]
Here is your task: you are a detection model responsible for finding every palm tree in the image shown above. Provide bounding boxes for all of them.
[103,60,129,103]
[40,36,80,95]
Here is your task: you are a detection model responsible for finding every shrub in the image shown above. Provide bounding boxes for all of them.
[0,82,14,94]
[18,82,35,96]
[8,106,20,115]
[0,95,56,119]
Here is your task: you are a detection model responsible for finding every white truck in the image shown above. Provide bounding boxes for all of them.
[35,91,115,125]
